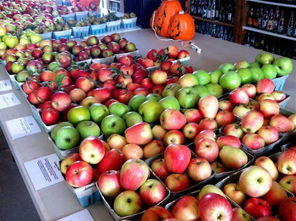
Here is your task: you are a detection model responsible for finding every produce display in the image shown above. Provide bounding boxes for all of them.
[1,1,296,219]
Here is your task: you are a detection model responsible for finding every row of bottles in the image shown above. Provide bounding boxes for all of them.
[190,0,235,24]
[247,4,296,37]
[196,20,233,41]
[245,32,296,58]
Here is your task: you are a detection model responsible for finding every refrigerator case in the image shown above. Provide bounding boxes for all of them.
[124,0,161,28]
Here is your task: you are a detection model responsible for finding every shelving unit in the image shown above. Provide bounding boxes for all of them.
[193,16,234,28]
[243,26,296,41]
[246,0,296,8]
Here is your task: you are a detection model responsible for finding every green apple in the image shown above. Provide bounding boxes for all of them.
[47,62,61,72]
[101,114,126,136]
[4,35,19,48]
[255,52,275,65]
[274,57,293,76]
[249,62,260,68]
[159,96,180,110]
[50,122,73,141]
[128,95,147,111]
[250,67,264,82]
[194,85,211,97]
[19,37,30,46]
[67,106,91,125]
[209,70,223,84]
[29,34,42,44]
[55,126,80,150]
[109,102,130,117]
[0,42,7,50]
[162,83,181,97]
[193,70,210,86]
[146,93,162,102]
[76,121,100,139]
[123,111,143,127]
[219,71,241,91]
[261,64,278,79]
[113,190,142,217]
[0,26,6,37]
[139,100,164,123]
[237,68,253,84]
[219,63,235,74]
[235,60,250,69]
[11,62,24,74]
[176,87,199,109]
[206,83,223,97]
[178,73,199,87]
[16,70,30,82]
[89,103,109,123]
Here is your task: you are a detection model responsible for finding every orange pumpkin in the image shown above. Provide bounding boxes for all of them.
[152,0,182,37]
[168,11,195,41]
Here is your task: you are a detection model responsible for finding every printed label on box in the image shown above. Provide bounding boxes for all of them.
[0,80,12,92]
[5,116,41,140]
[0,92,20,109]
[57,209,94,221]
[24,153,64,191]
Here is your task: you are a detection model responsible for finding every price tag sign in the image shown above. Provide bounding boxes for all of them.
[0,92,20,109]
[0,80,12,92]
[24,153,64,191]
[5,116,41,140]
[57,209,94,221]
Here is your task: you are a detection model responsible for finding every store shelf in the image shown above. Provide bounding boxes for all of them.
[193,16,234,28]
[247,0,296,8]
[243,26,296,41]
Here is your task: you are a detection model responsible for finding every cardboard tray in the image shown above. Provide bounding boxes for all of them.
[96,168,171,221]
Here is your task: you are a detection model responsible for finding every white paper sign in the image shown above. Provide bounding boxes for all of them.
[0,80,12,92]
[58,209,94,221]
[5,116,41,140]
[0,92,20,109]
[24,153,64,191]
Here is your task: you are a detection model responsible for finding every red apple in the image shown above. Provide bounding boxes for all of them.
[98,149,126,174]
[199,193,233,221]
[242,84,256,98]
[198,96,219,119]
[164,144,191,174]
[270,114,295,133]
[151,70,167,85]
[160,109,186,130]
[242,134,265,150]
[279,197,296,221]
[183,122,201,139]
[260,99,280,118]
[41,107,60,125]
[51,91,72,112]
[65,161,93,187]
[183,108,203,122]
[199,118,218,131]
[244,198,272,219]
[165,173,190,192]
[257,126,279,145]
[171,196,199,221]
[163,130,185,145]
[194,130,217,144]
[264,181,288,206]
[256,79,275,94]
[277,149,296,175]
[188,157,212,182]
[141,206,173,221]
[139,178,166,205]
[215,111,235,127]
[241,111,264,133]
[120,159,150,190]
[219,100,233,111]
[98,170,121,198]
[79,136,106,164]
[229,88,250,105]
[125,122,153,145]
[217,135,241,149]
[280,175,296,194]
[60,153,81,174]
[195,138,219,162]
[223,123,244,139]
[223,183,246,205]
[151,159,170,180]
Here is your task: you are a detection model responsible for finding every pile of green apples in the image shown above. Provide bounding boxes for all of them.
[192,52,294,94]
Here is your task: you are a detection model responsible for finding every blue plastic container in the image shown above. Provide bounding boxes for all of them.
[75,11,89,22]
[62,0,72,6]
[61,13,75,22]
[106,20,121,33]
[90,23,106,35]
[121,17,137,29]
[56,0,63,5]
[53,29,72,40]
[272,75,289,91]
[40,32,52,39]
[88,11,101,18]
[72,26,90,38]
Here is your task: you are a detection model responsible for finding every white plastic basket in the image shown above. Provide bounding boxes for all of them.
[106,20,121,32]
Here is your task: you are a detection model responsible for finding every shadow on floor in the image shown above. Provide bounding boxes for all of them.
[0,134,39,221]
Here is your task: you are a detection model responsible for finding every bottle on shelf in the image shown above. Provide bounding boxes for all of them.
[196,20,233,41]
[247,6,254,27]
[287,11,295,36]
[266,7,274,31]
[277,9,285,34]
[257,6,264,29]
[261,6,269,30]
[273,7,280,32]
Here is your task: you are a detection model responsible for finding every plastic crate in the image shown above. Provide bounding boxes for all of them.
[56,0,63,5]
[75,11,89,22]
[72,26,90,38]
[92,56,115,65]
[62,0,72,6]
[272,75,288,91]
[40,32,52,39]
[88,11,100,18]
[61,13,75,22]
[53,29,72,39]
[90,23,106,35]
[121,17,137,29]
[72,183,100,208]
[9,75,21,90]
[106,20,121,33]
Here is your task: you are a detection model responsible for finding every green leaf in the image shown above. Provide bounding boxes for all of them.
[55,74,65,91]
